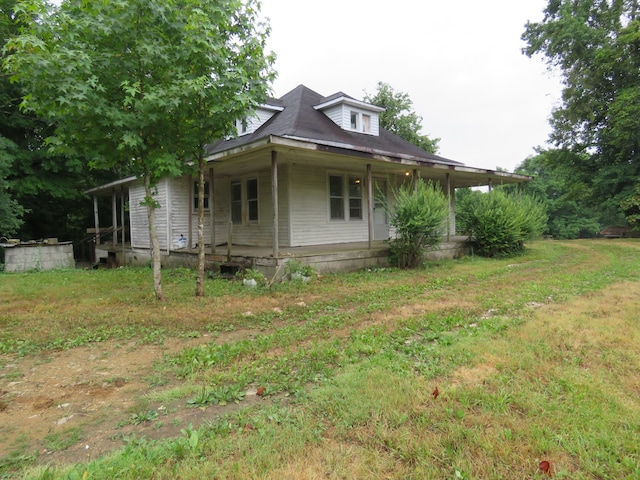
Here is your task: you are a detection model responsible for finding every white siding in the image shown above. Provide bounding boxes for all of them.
[323,105,344,128]
[171,178,191,248]
[289,165,370,246]
[222,169,289,247]
[129,179,170,250]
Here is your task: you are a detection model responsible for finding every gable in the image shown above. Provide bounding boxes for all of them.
[235,103,284,136]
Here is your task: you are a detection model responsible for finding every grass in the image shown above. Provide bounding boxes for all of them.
[1,239,640,478]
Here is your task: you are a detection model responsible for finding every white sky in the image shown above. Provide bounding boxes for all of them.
[259,0,562,173]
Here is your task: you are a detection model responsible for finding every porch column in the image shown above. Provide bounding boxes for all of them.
[446,173,455,241]
[488,178,493,191]
[120,187,126,246]
[271,150,279,258]
[93,195,100,246]
[367,163,374,249]
[112,189,118,246]
[188,178,193,250]
[413,168,419,192]
[210,167,216,254]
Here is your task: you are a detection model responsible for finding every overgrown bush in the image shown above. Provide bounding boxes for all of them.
[387,180,449,268]
[457,190,547,257]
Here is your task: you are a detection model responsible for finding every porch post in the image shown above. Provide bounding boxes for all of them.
[188,177,193,250]
[367,163,374,249]
[112,189,118,246]
[413,168,419,192]
[210,167,216,254]
[447,173,457,241]
[446,173,452,242]
[120,187,126,246]
[93,195,100,246]
[271,150,279,258]
[121,186,126,264]
[488,178,493,191]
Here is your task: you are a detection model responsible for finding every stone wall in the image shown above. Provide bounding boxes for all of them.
[3,243,75,272]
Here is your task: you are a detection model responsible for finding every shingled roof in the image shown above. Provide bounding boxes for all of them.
[205,84,463,167]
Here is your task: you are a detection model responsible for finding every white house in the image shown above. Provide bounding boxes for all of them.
[86,85,531,273]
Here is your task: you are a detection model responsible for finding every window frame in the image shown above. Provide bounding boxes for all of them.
[348,109,374,134]
[193,180,210,212]
[328,174,364,222]
[230,177,259,225]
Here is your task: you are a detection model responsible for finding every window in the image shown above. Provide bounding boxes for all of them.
[235,118,249,136]
[193,181,209,211]
[246,178,258,222]
[362,114,371,133]
[329,175,363,221]
[231,181,242,224]
[348,176,362,220]
[231,178,259,225]
[329,175,344,220]
[349,110,373,134]
[350,111,358,130]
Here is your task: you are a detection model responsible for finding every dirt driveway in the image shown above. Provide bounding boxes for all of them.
[0,330,266,467]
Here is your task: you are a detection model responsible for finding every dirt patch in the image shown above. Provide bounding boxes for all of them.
[0,330,268,466]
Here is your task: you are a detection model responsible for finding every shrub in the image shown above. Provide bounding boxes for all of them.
[457,190,547,257]
[387,180,449,268]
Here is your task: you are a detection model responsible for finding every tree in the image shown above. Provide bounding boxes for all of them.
[506,150,602,239]
[1,0,109,245]
[5,0,274,299]
[364,82,440,154]
[522,0,640,223]
[170,1,275,297]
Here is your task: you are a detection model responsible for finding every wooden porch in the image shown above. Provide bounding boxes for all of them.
[96,237,471,276]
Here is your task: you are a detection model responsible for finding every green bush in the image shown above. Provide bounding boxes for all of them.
[387,180,449,268]
[457,190,547,257]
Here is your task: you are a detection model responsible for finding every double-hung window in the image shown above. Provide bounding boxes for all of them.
[348,176,362,220]
[193,181,210,211]
[231,178,259,225]
[329,175,344,220]
[329,174,362,221]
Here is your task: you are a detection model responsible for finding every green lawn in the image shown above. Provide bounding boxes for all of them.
[1,239,639,479]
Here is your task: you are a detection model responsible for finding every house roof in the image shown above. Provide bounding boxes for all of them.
[86,85,532,195]
[205,84,463,168]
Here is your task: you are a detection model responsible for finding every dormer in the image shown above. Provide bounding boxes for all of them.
[314,95,385,136]
[235,103,284,136]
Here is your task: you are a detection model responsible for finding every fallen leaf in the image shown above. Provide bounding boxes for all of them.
[432,386,439,399]
[256,387,266,396]
[539,460,551,475]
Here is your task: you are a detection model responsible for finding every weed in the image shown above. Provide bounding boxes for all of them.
[187,384,246,407]
[43,427,81,451]
[117,410,159,427]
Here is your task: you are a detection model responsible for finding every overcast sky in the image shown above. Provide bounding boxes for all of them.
[259,0,562,173]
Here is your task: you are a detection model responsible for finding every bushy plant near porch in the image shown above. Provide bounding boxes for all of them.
[457,189,547,257]
[387,180,449,268]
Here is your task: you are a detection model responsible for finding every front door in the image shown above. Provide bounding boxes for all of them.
[373,178,389,240]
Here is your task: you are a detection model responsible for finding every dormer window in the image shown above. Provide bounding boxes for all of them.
[315,95,384,136]
[348,111,373,134]
[233,103,284,138]
[235,118,249,136]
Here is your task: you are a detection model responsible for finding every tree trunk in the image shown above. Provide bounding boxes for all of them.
[195,153,206,297]
[144,174,166,301]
